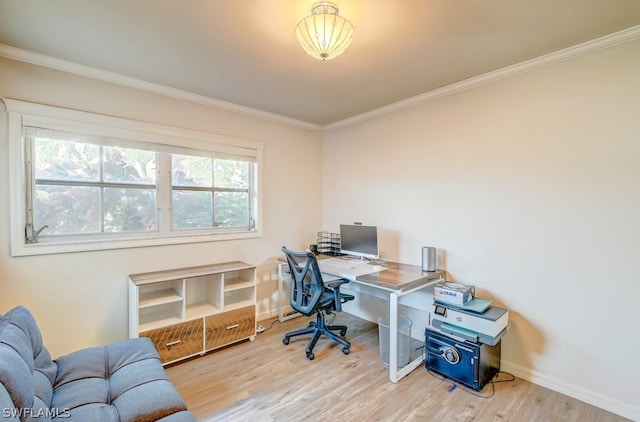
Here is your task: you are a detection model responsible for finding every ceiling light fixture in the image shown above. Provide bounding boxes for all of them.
[296,2,354,61]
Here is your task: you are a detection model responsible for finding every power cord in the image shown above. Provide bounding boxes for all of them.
[426,368,516,399]
[256,318,281,334]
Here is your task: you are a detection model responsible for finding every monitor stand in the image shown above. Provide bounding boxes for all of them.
[344,254,371,262]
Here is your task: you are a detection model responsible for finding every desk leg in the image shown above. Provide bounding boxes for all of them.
[389,292,427,383]
[389,293,399,382]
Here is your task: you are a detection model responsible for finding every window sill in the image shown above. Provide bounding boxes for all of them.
[10,230,261,257]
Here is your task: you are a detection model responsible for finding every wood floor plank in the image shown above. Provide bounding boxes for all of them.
[166,313,629,422]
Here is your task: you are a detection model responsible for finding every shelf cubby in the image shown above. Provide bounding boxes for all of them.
[129,261,256,365]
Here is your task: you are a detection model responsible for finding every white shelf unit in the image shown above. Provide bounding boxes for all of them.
[129,261,256,365]
[223,267,256,311]
[137,280,185,330]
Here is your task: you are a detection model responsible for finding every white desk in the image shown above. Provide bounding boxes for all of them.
[278,257,445,383]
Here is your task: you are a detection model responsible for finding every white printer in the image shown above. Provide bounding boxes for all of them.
[429,302,509,346]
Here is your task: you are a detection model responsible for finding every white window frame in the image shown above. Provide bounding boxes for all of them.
[4,99,263,257]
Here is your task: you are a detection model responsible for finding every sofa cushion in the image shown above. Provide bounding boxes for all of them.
[0,306,57,418]
[0,382,20,421]
[54,337,193,421]
[0,306,195,422]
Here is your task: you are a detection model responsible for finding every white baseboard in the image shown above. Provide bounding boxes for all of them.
[500,359,639,421]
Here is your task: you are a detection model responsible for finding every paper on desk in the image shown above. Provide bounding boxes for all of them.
[322,273,344,282]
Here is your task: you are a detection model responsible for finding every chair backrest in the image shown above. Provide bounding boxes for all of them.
[281,246,326,316]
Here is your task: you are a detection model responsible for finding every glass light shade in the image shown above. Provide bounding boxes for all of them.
[296,2,354,61]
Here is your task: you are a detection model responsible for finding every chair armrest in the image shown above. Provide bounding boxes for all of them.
[325,278,349,289]
[326,279,351,312]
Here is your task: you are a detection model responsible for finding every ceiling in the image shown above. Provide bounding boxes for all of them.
[1,1,640,126]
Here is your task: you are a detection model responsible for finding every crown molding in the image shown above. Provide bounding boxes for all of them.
[2,24,639,132]
[325,24,640,130]
[0,43,321,131]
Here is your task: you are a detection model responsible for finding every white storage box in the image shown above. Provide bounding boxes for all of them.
[434,282,475,306]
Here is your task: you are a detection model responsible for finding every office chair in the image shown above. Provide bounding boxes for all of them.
[281,246,355,360]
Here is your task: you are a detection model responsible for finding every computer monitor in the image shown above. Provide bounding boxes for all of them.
[339,224,379,260]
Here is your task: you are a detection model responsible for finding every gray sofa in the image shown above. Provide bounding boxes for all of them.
[0,306,196,421]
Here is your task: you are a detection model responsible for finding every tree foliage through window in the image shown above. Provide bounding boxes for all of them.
[29,131,254,240]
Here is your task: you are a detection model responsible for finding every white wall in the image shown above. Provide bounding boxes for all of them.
[322,39,640,419]
[0,57,323,357]
[2,36,639,420]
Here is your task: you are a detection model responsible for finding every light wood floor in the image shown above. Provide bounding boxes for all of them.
[166,313,628,422]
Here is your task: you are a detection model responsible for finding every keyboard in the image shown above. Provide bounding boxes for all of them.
[318,258,387,279]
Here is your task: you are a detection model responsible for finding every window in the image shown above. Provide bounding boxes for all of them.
[29,132,159,236]
[5,99,262,256]
[171,154,252,230]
